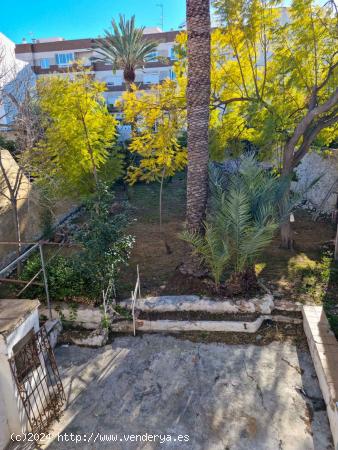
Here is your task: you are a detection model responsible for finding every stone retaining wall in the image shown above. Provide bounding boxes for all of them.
[302,305,338,449]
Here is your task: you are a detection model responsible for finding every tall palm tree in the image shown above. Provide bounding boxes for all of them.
[186,0,211,232]
[93,15,158,91]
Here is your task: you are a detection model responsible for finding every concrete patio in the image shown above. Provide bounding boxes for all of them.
[43,335,333,449]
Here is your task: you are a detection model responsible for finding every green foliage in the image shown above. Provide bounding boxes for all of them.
[292,251,334,302]
[182,224,229,289]
[92,15,158,85]
[74,183,134,298]
[0,135,16,152]
[117,80,187,184]
[20,183,134,303]
[21,254,82,300]
[114,304,132,320]
[28,67,122,199]
[182,155,290,287]
[101,312,110,329]
[174,0,338,162]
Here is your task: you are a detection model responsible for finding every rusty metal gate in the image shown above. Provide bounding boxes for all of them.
[9,326,65,434]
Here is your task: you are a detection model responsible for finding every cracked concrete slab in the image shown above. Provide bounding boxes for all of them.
[44,335,332,450]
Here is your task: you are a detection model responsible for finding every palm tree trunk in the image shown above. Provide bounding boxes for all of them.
[123,67,136,92]
[186,0,211,233]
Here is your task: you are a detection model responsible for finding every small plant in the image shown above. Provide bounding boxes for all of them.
[181,223,229,290]
[74,183,134,299]
[100,278,115,330]
[69,303,78,322]
[293,250,336,303]
[115,304,132,320]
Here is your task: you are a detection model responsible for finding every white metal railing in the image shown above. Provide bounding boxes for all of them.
[131,265,141,336]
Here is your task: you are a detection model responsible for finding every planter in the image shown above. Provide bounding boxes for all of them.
[110,313,302,334]
[39,295,302,335]
[40,302,102,330]
[119,294,275,315]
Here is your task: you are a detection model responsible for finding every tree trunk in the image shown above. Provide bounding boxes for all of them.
[12,200,22,275]
[280,220,293,250]
[159,168,171,254]
[186,0,211,233]
[280,143,294,249]
[124,67,136,92]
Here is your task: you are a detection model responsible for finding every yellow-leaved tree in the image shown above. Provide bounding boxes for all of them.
[28,66,123,198]
[117,79,187,249]
[175,0,338,248]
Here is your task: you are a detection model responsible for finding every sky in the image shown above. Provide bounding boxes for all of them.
[1,0,186,44]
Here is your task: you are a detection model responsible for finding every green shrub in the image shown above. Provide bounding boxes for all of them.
[182,154,291,292]
[20,183,134,303]
[21,253,82,300]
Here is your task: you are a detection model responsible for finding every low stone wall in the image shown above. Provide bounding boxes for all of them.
[40,303,103,330]
[111,314,302,334]
[44,319,62,349]
[302,305,338,449]
[119,294,275,315]
[39,294,307,337]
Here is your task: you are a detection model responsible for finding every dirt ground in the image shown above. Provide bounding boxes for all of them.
[117,174,336,297]
[3,173,338,334]
[116,174,338,336]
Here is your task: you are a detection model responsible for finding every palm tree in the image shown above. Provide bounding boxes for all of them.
[182,155,290,293]
[93,15,158,91]
[186,0,211,232]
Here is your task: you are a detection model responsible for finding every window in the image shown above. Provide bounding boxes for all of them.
[39,58,50,69]
[169,69,176,80]
[145,51,158,62]
[55,53,74,66]
[144,72,159,84]
[170,47,177,60]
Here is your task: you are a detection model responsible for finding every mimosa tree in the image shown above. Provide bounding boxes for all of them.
[117,80,187,250]
[175,0,338,248]
[28,67,122,198]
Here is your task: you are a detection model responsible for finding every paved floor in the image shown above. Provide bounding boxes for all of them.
[43,335,332,450]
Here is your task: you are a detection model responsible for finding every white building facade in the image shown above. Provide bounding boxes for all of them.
[0,33,35,129]
[14,29,179,110]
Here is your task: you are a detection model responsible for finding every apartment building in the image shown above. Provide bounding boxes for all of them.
[14,28,179,109]
[0,33,35,129]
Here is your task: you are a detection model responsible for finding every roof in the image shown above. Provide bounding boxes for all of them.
[15,30,180,54]
[0,299,40,337]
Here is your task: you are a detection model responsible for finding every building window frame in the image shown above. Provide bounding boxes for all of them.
[169,69,176,80]
[39,58,50,69]
[145,51,158,62]
[55,53,75,66]
[170,47,177,60]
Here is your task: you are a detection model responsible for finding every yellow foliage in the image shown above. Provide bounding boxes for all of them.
[117,80,187,184]
[30,66,120,197]
[174,0,338,160]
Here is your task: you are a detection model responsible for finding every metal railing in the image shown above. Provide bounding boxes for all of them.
[0,240,76,320]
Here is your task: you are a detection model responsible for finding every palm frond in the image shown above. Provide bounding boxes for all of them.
[181,224,229,287]
[92,15,158,73]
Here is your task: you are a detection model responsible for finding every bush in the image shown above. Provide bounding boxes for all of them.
[73,183,134,299]
[20,254,81,300]
[20,183,134,303]
[182,154,290,293]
